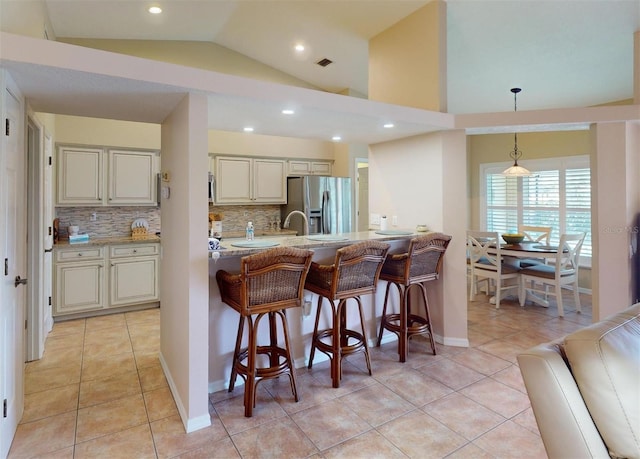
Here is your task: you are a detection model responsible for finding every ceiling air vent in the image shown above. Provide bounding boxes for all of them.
[316,58,333,67]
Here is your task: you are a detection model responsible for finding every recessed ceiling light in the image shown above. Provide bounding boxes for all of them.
[383,123,394,128]
[282,109,295,115]
[148,6,162,14]
[332,136,342,142]
[243,127,254,132]
[294,44,305,52]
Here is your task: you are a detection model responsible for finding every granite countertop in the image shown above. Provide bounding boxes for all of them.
[54,235,161,248]
[210,230,424,258]
[215,229,297,239]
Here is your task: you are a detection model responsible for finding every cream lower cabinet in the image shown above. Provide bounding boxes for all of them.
[54,242,159,317]
[109,244,160,307]
[54,246,107,316]
[215,156,286,204]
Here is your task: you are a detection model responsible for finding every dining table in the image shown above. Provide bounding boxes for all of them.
[490,240,563,307]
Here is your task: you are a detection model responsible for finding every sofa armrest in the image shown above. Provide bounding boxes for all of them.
[517,343,609,459]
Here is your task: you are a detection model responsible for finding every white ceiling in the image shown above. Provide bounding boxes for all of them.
[32,0,640,113]
[0,0,638,143]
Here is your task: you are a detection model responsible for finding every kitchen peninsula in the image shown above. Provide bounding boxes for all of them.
[207,230,446,392]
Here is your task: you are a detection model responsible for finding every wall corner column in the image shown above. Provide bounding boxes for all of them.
[159,93,210,432]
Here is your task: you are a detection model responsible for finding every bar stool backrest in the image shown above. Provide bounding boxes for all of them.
[221,247,313,315]
[406,233,451,283]
[323,240,390,300]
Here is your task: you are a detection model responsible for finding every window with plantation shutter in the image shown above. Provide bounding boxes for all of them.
[480,155,591,264]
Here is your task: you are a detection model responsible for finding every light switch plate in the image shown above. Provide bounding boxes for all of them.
[370,213,381,225]
[392,216,398,226]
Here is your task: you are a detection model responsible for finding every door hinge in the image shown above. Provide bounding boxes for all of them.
[3,399,7,418]
[5,119,9,136]
[48,296,52,306]
[4,258,8,276]
[48,156,52,166]
[25,319,28,330]
[48,226,52,236]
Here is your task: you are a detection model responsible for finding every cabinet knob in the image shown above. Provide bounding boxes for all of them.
[133,249,137,253]
[78,253,82,257]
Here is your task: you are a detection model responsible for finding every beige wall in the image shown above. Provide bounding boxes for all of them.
[468,130,591,230]
[159,93,210,432]
[208,130,334,159]
[369,0,446,111]
[369,130,468,345]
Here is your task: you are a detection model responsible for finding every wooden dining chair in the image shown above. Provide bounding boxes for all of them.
[519,232,585,317]
[467,230,521,308]
[518,225,553,268]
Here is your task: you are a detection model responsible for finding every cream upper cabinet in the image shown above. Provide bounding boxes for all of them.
[288,160,332,176]
[56,145,159,206]
[56,146,103,205]
[215,156,286,204]
[108,149,158,205]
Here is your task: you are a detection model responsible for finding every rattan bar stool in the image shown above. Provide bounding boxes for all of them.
[376,233,451,362]
[304,240,390,388]
[216,246,313,417]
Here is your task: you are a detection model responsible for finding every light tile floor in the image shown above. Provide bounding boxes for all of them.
[9,292,591,458]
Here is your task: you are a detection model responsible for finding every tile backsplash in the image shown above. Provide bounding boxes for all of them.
[55,207,161,238]
[209,205,282,233]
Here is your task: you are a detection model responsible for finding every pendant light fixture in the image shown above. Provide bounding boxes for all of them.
[502,88,532,177]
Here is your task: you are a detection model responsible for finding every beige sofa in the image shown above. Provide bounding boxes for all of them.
[517,303,640,459]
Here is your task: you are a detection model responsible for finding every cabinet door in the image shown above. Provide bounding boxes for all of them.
[215,156,252,204]
[56,147,103,206]
[254,159,286,203]
[54,261,106,315]
[288,160,311,175]
[311,161,332,175]
[110,256,159,306]
[108,150,157,205]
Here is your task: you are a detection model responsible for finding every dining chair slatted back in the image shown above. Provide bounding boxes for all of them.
[519,225,553,245]
[519,232,586,317]
[467,230,521,309]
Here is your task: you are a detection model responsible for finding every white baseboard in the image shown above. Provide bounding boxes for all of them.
[160,352,211,433]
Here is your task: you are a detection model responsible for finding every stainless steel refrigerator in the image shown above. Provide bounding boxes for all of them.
[281,176,352,235]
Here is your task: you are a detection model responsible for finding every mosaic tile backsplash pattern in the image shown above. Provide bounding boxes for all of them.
[55,204,284,239]
[55,207,161,238]
[209,204,283,233]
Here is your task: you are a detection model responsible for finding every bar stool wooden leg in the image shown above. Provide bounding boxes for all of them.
[308,296,323,369]
[355,297,372,375]
[229,315,245,392]
[399,285,409,362]
[333,299,344,388]
[416,282,436,355]
[278,310,299,402]
[377,282,394,347]
[244,315,258,417]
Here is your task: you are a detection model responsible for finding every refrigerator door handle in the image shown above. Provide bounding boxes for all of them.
[322,190,330,234]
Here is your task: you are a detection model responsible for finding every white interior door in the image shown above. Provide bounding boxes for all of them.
[1,79,26,458]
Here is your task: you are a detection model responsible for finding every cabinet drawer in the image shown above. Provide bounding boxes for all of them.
[55,247,105,262]
[110,244,159,258]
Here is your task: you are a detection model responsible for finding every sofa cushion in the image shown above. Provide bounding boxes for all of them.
[563,303,640,459]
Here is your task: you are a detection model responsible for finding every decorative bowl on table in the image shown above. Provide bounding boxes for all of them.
[502,233,524,244]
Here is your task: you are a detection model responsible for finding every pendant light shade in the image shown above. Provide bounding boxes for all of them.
[502,88,532,177]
